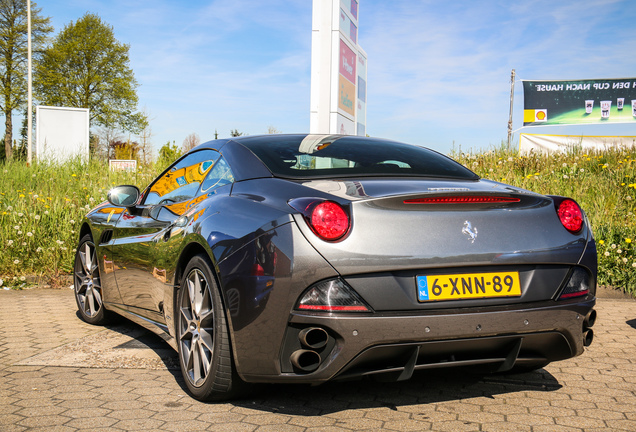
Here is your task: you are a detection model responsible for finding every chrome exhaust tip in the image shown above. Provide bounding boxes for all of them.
[584,309,597,329]
[583,329,594,347]
[290,349,321,373]
[298,327,329,349]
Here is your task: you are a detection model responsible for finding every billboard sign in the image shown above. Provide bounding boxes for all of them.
[357,52,367,136]
[36,106,90,162]
[339,8,357,43]
[338,74,356,116]
[109,159,138,172]
[341,0,358,19]
[339,39,356,84]
[522,78,636,126]
[336,113,355,135]
[310,0,366,136]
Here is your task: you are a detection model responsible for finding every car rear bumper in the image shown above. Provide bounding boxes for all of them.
[240,297,596,383]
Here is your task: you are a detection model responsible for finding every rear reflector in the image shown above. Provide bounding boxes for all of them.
[404,196,521,204]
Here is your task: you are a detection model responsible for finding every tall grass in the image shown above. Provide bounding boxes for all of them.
[0,147,634,295]
[452,146,636,294]
[0,157,160,288]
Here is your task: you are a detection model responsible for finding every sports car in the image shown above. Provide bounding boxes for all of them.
[74,134,597,401]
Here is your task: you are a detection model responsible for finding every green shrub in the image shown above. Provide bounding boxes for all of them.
[0,146,634,296]
[0,157,157,288]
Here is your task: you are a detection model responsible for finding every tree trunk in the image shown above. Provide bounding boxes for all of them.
[4,109,12,160]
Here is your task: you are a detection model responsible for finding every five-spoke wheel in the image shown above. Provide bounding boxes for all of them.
[74,234,108,325]
[177,255,244,400]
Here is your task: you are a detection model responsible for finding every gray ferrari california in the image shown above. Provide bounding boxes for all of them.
[74,134,597,401]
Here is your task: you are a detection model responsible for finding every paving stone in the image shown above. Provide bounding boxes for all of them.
[431,419,482,431]
[332,417,384,430]
[1,289,635,432]
[532,425,584,432]
[304,427,361,432]
[383,418,434,431]
[204,423,257,432]
[604,419,636,431]
[198,411,247,424]
[65,416,119,429]
[555,415,608,429]
[254,425,306,432]
[160,419,212,432]
[17,414,70,428]
[478,422,531,432]
[111,418,165,430]
[505,413,555,426]
[288,416,337,428]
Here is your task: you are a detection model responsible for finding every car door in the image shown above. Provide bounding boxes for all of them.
[110,149,221,318]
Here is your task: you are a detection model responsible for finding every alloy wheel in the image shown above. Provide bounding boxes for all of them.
[179,268,215,387]
[74,240,103,318]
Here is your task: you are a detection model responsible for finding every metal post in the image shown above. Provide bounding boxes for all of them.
[27,0,32,165]
[507,69,515,150]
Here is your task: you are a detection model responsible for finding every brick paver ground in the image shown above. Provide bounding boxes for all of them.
[1,288,635,431]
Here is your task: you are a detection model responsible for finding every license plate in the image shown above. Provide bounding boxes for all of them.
[417,271,521,302]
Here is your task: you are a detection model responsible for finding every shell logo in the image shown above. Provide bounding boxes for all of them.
[523,109,548,123]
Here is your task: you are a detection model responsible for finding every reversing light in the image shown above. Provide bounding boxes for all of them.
[559,267,593,299]
[297,278,371,312]
[404,196,521,204]
[556,199,583,233]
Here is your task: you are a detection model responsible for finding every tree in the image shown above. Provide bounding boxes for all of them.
[136,107,152,164]
[182,132,200,152]
[157,141,181,168]
[0,0,52,160]
[230,129,244,137]
[34,13,145,135]
[109,139,139,161]
[267,125,281,134]
[94,126,122,160]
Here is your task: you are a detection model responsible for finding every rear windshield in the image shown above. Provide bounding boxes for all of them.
[238,135,478,180]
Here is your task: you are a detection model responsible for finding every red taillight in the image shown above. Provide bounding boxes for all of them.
[309,201,349,241]
[557,199,583,233]
[404,196,521,204]
[251,263,265,276]
[288,198,351,241]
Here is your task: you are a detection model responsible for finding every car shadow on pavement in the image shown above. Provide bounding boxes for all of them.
[79,315,563,413]
[72,311,181,371]
[231,367,562,415]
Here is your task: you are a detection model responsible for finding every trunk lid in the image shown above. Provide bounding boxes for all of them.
[294,178,590,276]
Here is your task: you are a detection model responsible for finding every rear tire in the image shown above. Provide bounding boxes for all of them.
[176,254,246,401]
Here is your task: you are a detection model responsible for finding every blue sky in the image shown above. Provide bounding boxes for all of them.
[42,0,636,155]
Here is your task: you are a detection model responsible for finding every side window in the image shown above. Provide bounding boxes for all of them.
[144,150,220,205]
[201,157,234,194]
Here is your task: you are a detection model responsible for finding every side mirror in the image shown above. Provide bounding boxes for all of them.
[108,185,140,207]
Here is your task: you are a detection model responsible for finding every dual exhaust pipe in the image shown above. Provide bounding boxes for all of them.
[290,327,329,373]
[583,309,596,347]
